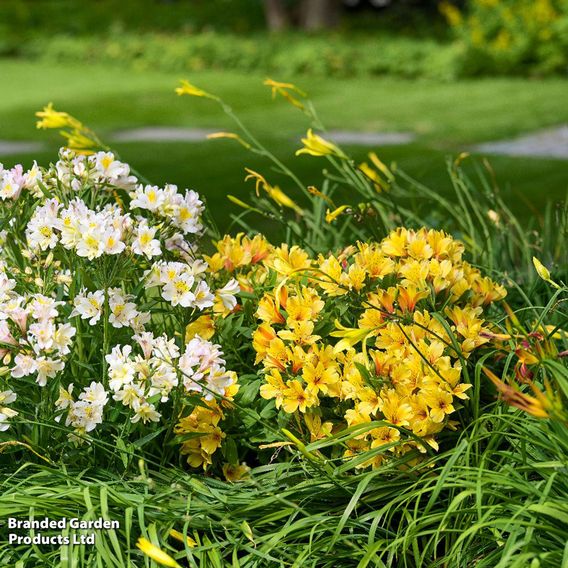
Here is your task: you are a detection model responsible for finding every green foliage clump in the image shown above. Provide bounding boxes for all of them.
[17,32,457,80]
[441,0,568,75]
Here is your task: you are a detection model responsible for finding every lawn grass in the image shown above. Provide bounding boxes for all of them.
[1,59,567,231]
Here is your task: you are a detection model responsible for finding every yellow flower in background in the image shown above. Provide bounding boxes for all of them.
[207,131,251,149]
[35,103,82,130]
[244,168,269,197]
[175,79,216,99]
[533,257,560,289]
[439,1,463,26]
[264,78,307,110]
[60,129,99,154]
[483,367,555,420]
[296,129,347,159]
[325,205,349,224]
[244,168,303,214]
[136,537,181,568]
[35,103,102,153]
[368,152,394,181]
[266,185,304,215]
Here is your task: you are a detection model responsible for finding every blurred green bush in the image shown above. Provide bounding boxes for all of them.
[1,0,567,78]
[441,0,568,75]
[15,32,459,80]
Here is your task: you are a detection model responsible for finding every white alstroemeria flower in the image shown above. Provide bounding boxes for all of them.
[193,280,215,310]
[71,289,105,325]
[131,221,161,258]
[216,278,240,311]
[29,294,64,321]
[131,400,161,424]
[52,323,77,355]
[79,381,109,406]
[11,354,38,378]
[130,184,164,212]
[113,382,144,408]
[28,320,56,350]
[162,273,195,307]
[35,357,65,387]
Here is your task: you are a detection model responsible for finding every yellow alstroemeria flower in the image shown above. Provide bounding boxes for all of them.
[330,320,373,353]
[175,80,217,100]
[185,315,215,342]
[35,103,82,130]
[136,537,181,568]
[296,129,346,159]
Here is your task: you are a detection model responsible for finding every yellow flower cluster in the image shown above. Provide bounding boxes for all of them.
[205,232,273,293]
[175,398,232,469]
[244,227,506,466]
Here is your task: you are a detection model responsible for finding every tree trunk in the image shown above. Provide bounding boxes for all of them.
[300,0,341,30]
[264,0,291,31]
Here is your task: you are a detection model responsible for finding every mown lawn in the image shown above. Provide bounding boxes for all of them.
[1,59,567,230]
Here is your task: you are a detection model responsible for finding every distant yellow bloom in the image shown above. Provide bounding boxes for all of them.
[439,1,462,26]
[266,185,303,215]
[244,168,303,215]
[60,129,98,154]
[325,205,349,224]
[533,257,560,288]
[175,80,216,100]
[244,168,269,197]
[207,131,251,149]
[168,529,197,548]
[35,103,82,130]
[296,129,346,159]
[263,78,307,110]
[308,185,335,207]
[483,367,552,419]
[358,162,386,192]
[136,537,181,568]
[368,152,394,181]
[227,195,256,211]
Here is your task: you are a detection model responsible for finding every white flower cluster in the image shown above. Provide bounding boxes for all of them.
[130,183,204,235]
[54,150,137,191]
[104,333,237,425]
[145,260,214,308]
[25,197,164,261]
[179,336,237,401]
[70,288,150,331]
[1,281,76,387]
[105,333,181,424]
[0,390,18,431]
[0,161,42,201]
[55,381,109,440]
